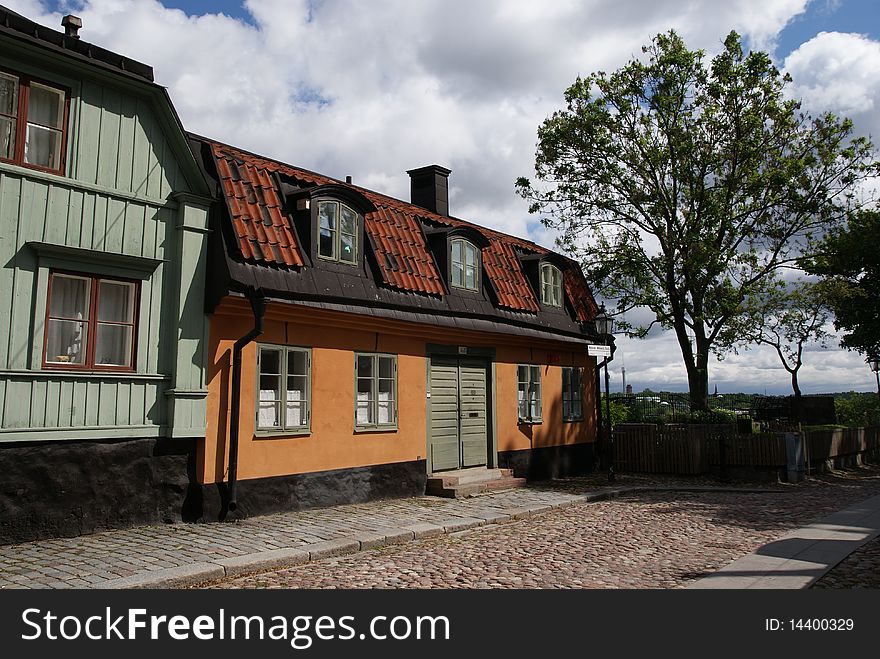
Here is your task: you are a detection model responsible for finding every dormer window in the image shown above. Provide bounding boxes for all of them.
[451,238,479,291]
[317,200,358,264]
[540,263,563,307]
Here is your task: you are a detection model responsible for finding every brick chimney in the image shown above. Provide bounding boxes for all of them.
[407,165,451,216]
[61,15,82,39]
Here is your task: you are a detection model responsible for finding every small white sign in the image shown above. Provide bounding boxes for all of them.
[588,344,611,357]
[458,346,468,355]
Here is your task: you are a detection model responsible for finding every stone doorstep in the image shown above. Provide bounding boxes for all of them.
[426,476,528,499]
[427,467,513,487]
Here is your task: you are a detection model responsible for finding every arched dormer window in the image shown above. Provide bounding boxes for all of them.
[451,238,480,291]
[317,200,359,265]
[540,262,563,307]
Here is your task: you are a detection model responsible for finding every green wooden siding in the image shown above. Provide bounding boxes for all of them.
[0,50,210,442]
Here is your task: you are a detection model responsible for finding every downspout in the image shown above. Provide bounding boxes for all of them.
[227,290,267,514]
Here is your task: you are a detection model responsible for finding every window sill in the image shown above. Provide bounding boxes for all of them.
[517,419,543,426]
[254,429,311,439]
[563,417,585,424]
[354,425,398,434]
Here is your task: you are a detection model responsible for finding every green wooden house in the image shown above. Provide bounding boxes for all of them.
[0,7,213,543]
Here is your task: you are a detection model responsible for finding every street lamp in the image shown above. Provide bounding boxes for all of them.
[594,304,615,482]
[869,357,880,402]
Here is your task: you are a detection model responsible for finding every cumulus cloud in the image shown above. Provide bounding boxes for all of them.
[7,0,874,392]
[784,30,880,138]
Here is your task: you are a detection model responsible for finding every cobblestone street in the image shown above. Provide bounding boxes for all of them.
[813,536,880,589]
[203,465,880,589]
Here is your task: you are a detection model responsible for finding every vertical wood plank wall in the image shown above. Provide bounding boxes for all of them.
[0,54,195,442]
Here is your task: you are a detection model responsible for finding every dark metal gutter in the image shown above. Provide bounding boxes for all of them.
[226,290,266,515]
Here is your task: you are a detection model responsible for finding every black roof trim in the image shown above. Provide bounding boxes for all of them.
[0,6,154,83]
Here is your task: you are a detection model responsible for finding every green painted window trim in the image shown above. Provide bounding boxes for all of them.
[540,262,563,307]
[450,237,480,291]
[562,366,584,422]
[354,352,398,431]
[316,199,359,266]
[28,244,164,372]
[516,363,542,424]
[254,343,312,437]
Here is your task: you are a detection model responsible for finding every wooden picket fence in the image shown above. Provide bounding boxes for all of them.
[613,423,880,476]
[805,427,880,463]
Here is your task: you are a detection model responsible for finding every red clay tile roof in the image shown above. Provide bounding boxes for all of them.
[483,238,541,313]
[208,140,597,321]
[564,267,599,324]
[214,150,306,267]
[366,206,446,296]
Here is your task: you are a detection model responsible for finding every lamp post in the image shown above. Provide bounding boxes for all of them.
[870,357,880,403]
[594,304,615,482]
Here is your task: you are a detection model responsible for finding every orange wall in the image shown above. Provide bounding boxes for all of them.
[201,298,598,484]
[495,347,596,454]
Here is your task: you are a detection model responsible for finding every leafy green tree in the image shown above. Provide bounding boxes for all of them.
[726,280,830,419]
[517,30,877,411]
[802,209,880,359]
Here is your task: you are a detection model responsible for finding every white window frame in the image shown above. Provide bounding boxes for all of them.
[316,200,359,265]
[255,344,312,435]
[450,238,480,291]
[540,263,563,307]
[517,364,542,423]
[355,352,398,431]
[562,367,584,422]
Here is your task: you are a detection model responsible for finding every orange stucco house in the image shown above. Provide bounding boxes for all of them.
[190,135,607,517]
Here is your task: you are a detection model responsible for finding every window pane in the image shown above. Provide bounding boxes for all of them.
[378,400,393,425]
[46,319,87,364]
[288,350,308,377]
[287,374,308,399]
[318,227,335,258]
[465,265,476,290]
[340,233,356,263]
[573,397,582,418]
[0,116,14,159]
[340,205,357,234]
[378,356,393,379]
[260,348,281,374]
[97,281,134,323]
[24,124,63,169]
[318,202,337,229]
[378,378,394,399]
[562,397,570,419]
[318,202,337,258]
[452,260,464,287]
[357,355,373,378]
[0,74,17,116]
[258,374,281,428]
[529,385,541,419]
[286,375,308,427]
[465,243,477,268]
[95,324,132,366]
[452,240,462,266]
[28,84,65,129]
[517,365,527,384]
[50,275,90,320]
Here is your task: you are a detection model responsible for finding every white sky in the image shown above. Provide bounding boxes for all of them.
[10,0,879,394]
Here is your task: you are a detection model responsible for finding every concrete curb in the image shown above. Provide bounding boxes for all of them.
[111,484,788,589]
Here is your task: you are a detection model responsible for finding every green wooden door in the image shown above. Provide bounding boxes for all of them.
[429,356,488,471]
[458,359,488,467]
